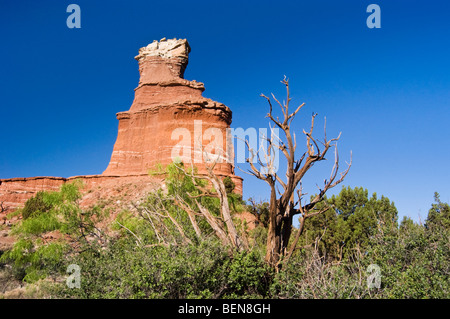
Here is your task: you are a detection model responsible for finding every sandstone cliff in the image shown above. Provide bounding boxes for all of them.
[0,38,242,216]
[103,38,241,189]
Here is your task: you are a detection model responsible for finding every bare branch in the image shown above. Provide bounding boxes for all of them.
[293,145,352,216]
[288,102,306,125]
[246,78,352,266]
[115,220,143,247]
[173,195,202,240]
[262,94,284,130]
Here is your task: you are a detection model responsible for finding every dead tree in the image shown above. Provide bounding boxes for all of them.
[1,201,7,225]
[243,77,351,268]
[128,149,247,252]
[174,154,247,252]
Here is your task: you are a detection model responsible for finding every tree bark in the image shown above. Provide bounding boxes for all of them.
[245,78,351,268]
[195,198,231,247]
[265,186,282,266]
[207,168,245,251]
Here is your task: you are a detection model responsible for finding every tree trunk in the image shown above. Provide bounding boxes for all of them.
[284,215,306,263]
[280,215,293,256]
[265,214,294,267]
[208,174,245,251]
[265,186,283,267]
[194,199,231,247]
[265,221,281,267]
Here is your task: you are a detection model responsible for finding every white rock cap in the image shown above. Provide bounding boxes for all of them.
[135,38,191,61]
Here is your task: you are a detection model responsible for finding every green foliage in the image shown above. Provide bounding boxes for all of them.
[113,209,156,243]
[148,162,165,176]
[1,180,107,283]
[366,211,449,298]
[299,186,398,261]
[270,187,449,299]
[46,163,271,299]
[248,224,268,253]
[222,176,235,194]
[4,176,448,299]
[22,191,52,220]
[225,250,273,298]
[0,238,67,283]
[6,208,22,220]
[118,162,248,248]
[271,195,450,299]
[426,192,450,231]
[52,238,271,299]
[12,212,61,236]
[246,199,270,227]
[166,162,204,196]
[271,249,371,299]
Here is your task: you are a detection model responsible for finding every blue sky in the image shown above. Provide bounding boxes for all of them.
[1,0,449,222]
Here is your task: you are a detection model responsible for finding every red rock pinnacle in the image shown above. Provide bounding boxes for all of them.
[0,38,242,214]
[103,38,242,191]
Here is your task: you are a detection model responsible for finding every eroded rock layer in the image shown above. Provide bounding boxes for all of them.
[0,38,242,214]
[103,38,240,186]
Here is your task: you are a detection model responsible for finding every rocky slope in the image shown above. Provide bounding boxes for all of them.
[0,38,243,213]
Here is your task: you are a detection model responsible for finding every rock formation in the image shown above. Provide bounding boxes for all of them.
[0,38,242,215]
[103,38,240,185]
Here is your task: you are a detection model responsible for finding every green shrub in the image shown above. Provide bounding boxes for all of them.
[12,213,61,236]
[51,238,272,299]
[0,180,106,284]
[0,239,68,282]
[225,250,272,298]
[222,176,235,194]
[5,180,448,299]
[22,191,52,220]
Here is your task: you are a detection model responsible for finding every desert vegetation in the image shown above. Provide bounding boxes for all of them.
[0,167,448,299]
[0,80,448,299]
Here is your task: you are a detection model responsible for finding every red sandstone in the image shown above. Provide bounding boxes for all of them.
[0,38,243,216]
